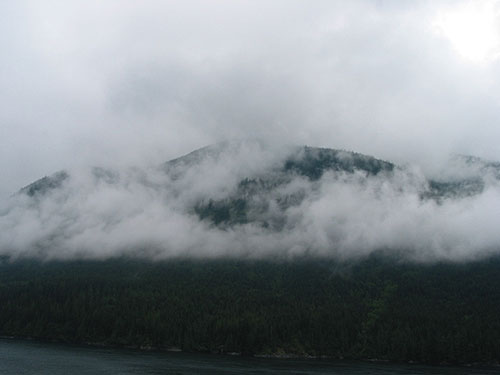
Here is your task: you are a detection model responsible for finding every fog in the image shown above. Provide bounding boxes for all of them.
[1,1,500,261]
[0,140,499,261]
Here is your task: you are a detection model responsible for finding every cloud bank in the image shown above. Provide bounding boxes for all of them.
[1,140,500,262]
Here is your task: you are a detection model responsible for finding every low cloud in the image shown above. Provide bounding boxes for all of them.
[1,141,499,262]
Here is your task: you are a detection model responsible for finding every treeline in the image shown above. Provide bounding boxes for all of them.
[0,255,499,364]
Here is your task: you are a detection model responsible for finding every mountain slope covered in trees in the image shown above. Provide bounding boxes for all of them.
[3,142,500,364]
[0,256,499,364]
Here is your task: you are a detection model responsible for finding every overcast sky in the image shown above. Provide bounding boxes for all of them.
[2,0,500,198]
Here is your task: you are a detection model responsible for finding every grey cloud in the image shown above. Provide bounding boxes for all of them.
[1,140,500,262]
[2,0,500,200]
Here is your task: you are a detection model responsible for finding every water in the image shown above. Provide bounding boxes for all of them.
[0,338,497,374]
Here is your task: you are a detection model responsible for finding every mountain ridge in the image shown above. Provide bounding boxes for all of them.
[4,141,500,261]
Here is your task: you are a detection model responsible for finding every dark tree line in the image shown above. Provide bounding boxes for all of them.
[0,255,499,364]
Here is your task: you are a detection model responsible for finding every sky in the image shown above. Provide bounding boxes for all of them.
[1,0,500,198]
[2,1,500,262]
[0,0,499,193]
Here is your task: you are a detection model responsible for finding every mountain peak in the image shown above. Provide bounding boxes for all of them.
[5,143,500,261]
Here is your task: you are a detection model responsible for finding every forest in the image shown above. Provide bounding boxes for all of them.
[1,254,499,365]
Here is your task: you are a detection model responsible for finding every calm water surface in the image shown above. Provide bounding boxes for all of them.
[0,338,498,375]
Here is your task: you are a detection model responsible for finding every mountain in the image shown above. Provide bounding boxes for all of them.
[20,171,69,197]
[17,141,499,230]
[9,141,500,262]
[3,142,500,364]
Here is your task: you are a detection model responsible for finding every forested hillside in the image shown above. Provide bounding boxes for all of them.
[1,256,499,364]
[3,143,500,365]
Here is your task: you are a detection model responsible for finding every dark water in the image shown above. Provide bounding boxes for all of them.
[0,339,498,375]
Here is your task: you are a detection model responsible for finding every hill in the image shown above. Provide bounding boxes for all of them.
[6,141,499,261]
[0,256,499,364]
[2,142,500,364]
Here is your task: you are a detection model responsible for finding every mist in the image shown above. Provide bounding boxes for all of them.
[0,140,499,262]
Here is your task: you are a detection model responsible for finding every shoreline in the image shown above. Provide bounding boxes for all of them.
[1,335,498,369]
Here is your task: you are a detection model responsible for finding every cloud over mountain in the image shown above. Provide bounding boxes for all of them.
[1,140,500,262]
